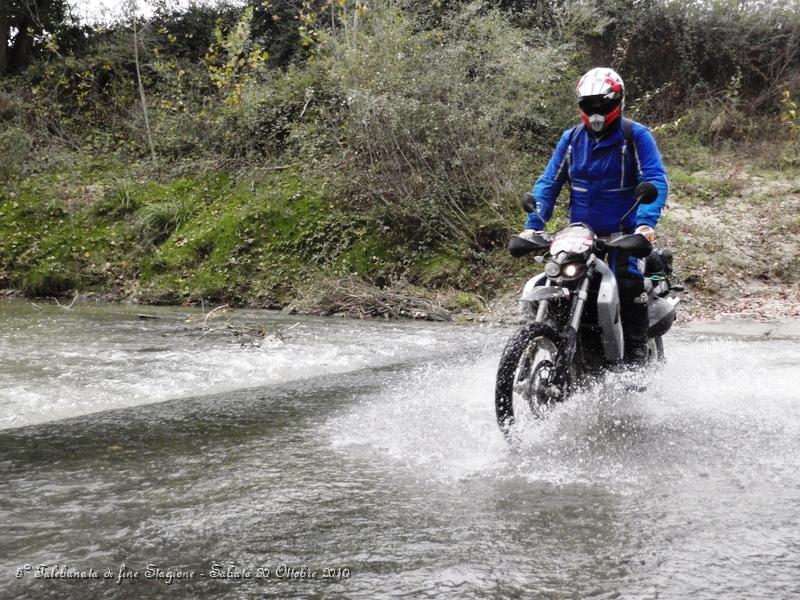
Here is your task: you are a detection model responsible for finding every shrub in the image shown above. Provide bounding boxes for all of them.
[0,126,33,181]
[593,0,800,120]
[309,1,575,247]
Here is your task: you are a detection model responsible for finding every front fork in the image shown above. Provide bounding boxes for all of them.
[535,269,593,393]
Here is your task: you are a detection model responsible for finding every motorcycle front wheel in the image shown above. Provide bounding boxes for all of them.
[654,336,665,361]
[495,322,571,435]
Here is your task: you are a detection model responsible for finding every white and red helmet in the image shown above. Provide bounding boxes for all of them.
[576,67,624,133]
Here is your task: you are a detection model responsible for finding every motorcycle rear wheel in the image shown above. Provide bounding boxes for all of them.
[495,323,571,435]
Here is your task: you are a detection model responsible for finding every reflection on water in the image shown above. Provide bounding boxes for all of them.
[1,300,799,599]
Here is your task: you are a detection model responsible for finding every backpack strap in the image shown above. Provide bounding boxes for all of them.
[622,117,642,177]
[564,124,582,183]
[568,123,582,145]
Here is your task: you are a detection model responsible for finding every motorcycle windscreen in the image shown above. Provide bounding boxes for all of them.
[549,225,594,257]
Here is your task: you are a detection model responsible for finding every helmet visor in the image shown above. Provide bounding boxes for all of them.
[578,96,620,116]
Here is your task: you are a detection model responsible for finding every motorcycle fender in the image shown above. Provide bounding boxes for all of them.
[595,259,624,362]
[523,286,570,303]
[519,273,548,318]
[520,273,547,302]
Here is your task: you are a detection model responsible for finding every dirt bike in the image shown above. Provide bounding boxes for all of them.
[494,182,680,435]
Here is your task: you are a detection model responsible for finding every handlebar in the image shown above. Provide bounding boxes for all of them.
[508,231,652,259]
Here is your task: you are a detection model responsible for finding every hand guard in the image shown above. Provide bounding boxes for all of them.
[518,229,543,242]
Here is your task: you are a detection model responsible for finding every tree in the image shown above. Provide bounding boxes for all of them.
[1,9,8,74]
[126,0,156,160]
[1,0,69,75]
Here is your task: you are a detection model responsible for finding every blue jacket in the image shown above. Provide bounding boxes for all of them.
[526,120,669,235]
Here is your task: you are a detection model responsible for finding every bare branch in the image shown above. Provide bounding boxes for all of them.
[129,0,156,162]
[52,290,79,310]
[202,304,230,329]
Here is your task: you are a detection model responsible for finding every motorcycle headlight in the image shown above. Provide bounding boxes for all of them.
[560,261,586,281]
[544,261,561,278]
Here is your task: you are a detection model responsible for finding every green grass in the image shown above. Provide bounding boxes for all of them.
[0,160,399,305]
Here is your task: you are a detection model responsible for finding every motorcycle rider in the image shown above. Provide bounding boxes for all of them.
[520,67,669,363]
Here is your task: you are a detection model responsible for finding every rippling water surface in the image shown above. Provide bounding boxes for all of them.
[1,300,799,599]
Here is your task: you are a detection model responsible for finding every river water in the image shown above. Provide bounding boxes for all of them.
[1,300,799,599]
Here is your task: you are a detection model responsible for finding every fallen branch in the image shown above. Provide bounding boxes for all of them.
[185,306,297,348]
[53,290,79,310]
[202,304,230,329]
[304,276,452,321]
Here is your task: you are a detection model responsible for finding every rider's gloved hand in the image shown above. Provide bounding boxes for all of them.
[634,225,655,242]
[518,229,543,242]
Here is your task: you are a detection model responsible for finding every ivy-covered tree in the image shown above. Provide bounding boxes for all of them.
[1,0,70,75]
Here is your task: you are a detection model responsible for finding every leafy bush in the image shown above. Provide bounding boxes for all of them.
[594,0,800,120]
[306,1,575,247]
[0,126,32,181]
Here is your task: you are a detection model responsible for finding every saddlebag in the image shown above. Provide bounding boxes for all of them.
[648,296,678,338]
[643,248,674,276]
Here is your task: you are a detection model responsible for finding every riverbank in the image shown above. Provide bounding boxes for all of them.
[4,283,799,334]
[1,146,797,322]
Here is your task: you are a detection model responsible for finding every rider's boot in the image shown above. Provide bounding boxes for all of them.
[619,279,650,365]
[623,305,649,364]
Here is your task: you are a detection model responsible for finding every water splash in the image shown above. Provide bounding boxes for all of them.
[327,332,800,493]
